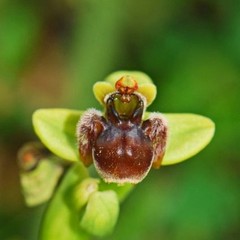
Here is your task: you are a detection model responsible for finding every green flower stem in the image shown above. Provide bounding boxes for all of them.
[39,163,89,240]
[39,163,127,238]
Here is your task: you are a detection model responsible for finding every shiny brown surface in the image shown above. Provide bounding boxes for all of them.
[92,92,155,183]
[93,122,153,183]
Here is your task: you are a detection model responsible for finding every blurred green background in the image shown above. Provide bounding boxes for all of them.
[0,0,239,239]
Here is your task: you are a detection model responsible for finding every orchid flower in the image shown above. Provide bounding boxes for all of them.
[18,71,215,238]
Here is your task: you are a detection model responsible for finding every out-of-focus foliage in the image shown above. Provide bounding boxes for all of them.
[0,0,239,240]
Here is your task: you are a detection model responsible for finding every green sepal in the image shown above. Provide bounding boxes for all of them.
[145,113,215,165]
[105,70,153,85]
[32,108,82,162]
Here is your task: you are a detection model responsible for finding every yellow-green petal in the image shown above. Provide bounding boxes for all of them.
[137,83,157,106]
[93,81,115,105]
[93,71,157,106]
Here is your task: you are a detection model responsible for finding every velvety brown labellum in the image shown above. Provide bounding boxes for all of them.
[93,121,154,184]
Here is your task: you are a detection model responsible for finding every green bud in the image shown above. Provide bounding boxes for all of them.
[73,178,99,210]
[18,142,64,207]
[80,190,119,237]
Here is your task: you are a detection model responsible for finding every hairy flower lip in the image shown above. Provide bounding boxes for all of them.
[77,73,168,184]
[31,72,215,185]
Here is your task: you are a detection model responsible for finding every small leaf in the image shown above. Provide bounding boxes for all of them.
[32,109,82,162]
[80,190,119,237]
[162,113,215,165]
[39,163,89,240]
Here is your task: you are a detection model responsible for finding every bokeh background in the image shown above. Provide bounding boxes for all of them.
[0,0,239,239]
